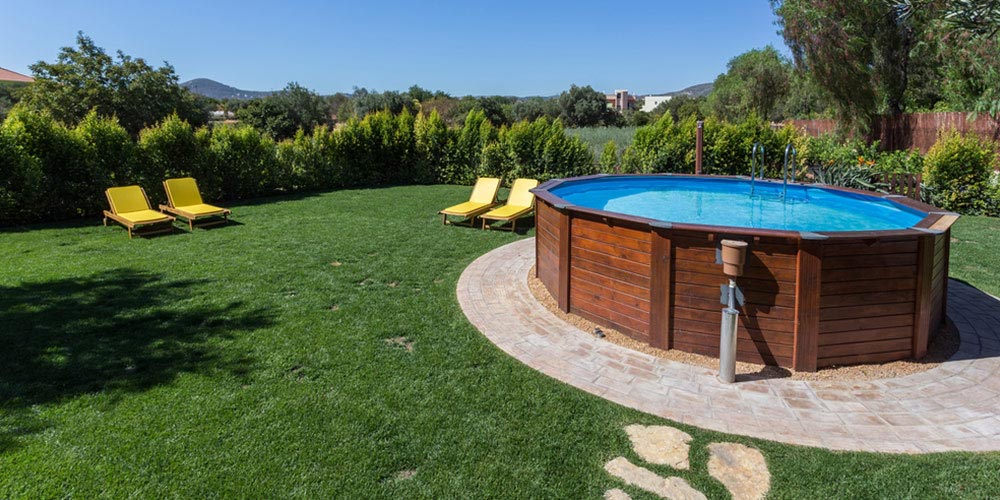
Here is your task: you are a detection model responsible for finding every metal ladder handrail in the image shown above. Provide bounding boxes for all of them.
[750,142,764,196]
[782,143,796,199]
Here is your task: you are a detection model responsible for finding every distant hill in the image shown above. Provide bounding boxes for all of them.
[641,83,713,99]
[669,83,713,98]
[181,78,275,100]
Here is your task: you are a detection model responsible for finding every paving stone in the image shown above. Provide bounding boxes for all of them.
[604,457,706,500]
[707,443,770,500]
[624,424,693,470]
[457,238,1000,453]
[604,488,632,500]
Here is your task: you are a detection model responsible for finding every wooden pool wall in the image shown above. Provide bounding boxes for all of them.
[533,175,955,371]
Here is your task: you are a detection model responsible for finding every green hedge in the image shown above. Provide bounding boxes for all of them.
[4,106,998,226]
[0,108,596,226]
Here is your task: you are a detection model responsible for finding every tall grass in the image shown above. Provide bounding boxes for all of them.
[566,127,638,158]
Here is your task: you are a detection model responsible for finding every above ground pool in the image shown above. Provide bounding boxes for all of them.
[550,176,926,232]
[532,174,958,371]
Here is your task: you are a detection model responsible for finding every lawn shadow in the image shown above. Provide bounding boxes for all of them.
[182,219,245,232]
[0,268,273,452]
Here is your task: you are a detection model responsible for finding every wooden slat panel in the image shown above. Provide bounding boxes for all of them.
[674,282,797,308]
[557,209,571,311]
[820,302,915,321]
[571,301,650,338]
[573,214,652,241]
[820,338,912,358]
[820,290,915,308]
[672,338,791,366]
[822,240,918,256]
[818,326,914,346]
[912,233,935,358]
[570,269,650,313]
[793,239,822,372]
[822,265,916,282]
[672,294,796,320]
[819,313,914,333]
[649,229,672,349]
[571,236,652,265]
[666,257,798,282]
[673,309,795,334]
[823,253,918,269]
[572,255,651,288]
[572,247,650,276]
[818,350,911,367]
[821,278,916,296]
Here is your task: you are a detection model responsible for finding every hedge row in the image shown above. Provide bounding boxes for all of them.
[605,114,999,215]
[0,108,595,225]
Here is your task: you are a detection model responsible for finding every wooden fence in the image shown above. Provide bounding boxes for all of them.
[781,112,1000,153]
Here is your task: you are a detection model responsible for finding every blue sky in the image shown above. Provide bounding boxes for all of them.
[1,0,787,96]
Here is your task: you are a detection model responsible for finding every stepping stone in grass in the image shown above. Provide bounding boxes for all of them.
[604,457,706,500]
[624,424,693,470]
[603,488,631,500]
[707,443,770,500]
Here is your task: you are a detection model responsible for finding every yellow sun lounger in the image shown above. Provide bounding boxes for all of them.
[438,177,501,226]
[480,178,539,231]
[103,185,175,239]
[159,177,232,231]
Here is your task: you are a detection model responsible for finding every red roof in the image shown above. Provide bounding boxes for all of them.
[0,67,34,83]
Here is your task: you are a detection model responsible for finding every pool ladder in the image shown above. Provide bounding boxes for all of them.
[749,142,796,199]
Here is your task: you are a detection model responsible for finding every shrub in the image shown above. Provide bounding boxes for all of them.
[500,118,595,181]
[138,114,211,202]
[924,131,996,186]
[1,107,88,219]
[74,111,136,196]
[209,124,279,199]
[0,128,44,224]
[414,111,453,185]
[925,131,999,214]
[599,140,618,172]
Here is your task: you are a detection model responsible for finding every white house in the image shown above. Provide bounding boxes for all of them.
[641,94,672,113]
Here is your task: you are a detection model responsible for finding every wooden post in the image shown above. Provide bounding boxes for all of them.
[941,228,950,326]
[649,224,673,350]
[557,207,571,312]
[912,232,935,358]
[793,237,822,372]
[695,121,704,175]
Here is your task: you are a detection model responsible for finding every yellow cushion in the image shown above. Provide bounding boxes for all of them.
[440,201,492,216]
[106,186,151,214]
[482,205,533,220]
[164,177,204,207]
[469,177,501,205]
[507,178,539,207]
[175,203,228,217]
[118,209,172,224]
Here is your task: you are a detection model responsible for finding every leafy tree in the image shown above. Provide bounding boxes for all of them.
[512,97,560,122]
[651,95,706,122]
[773,1,928,131]
[473,95,514,126]
[349,88,418,118]
[0,82,29,121]
[558,84,614,127]
[707,46,791,121]
[19,32,208,135]
[235,83,330,140]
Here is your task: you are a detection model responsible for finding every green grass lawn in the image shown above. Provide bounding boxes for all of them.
[1,186,998,498]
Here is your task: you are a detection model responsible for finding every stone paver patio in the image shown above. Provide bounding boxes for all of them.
[457,238,1000,453]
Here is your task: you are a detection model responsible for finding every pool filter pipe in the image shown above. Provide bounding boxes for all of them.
[719,280,738,384]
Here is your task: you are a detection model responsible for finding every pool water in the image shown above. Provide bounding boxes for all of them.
[551,176,926,232]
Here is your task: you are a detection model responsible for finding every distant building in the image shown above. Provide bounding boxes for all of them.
[641,94,672,113]
[606,89,636,112]
[0,67,34,83]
